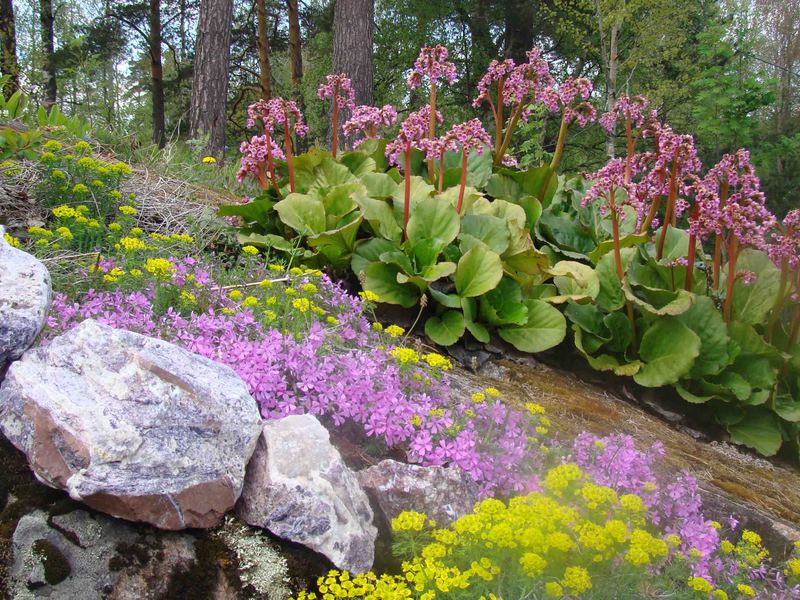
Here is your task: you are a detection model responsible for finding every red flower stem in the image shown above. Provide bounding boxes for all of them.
[610,188,638,352]
[656,157,681,261]
[437,148,445,193]
[264,130,281,197]
[685,203,700,291]
[624,116,634,184]
[712,181,729,290]
[497,101,525,162]
[426,81,437,182]
[537,112,569,204]
[493,79,505,160]
[403,141,411,240]
[456,149,467,214]
[767,257,789,342]
[723,236,739,323]
[331,84,339,158]
[284,116,295,193]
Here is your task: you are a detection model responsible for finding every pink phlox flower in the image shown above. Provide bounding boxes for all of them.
[599,95,649,133]
[246,97,308,137]
[407,45,457,89]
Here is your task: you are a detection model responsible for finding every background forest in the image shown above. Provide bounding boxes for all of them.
[0,0,797,216]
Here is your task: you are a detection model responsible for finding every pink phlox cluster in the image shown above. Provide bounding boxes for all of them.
[472,58,517,108]
[769,209,800,270]
[316,73,356,110]
[599,95,649,133]
[571,433,723,581]
[45,260,545,496]
[581,158,629,219]
[236,135,286,183]
[407,45,457,89]
[246,98,309,137]
[385,106,443,167]
[343,104,398,148]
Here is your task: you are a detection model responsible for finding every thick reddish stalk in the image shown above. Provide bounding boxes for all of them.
[456,150,468,214]
[656,159,681,260]
[403,141,411,240]
[537,113,569,204]
[610,189,637,352]
[437,148,445,193]
[712,181,729,290]
[493,79,505,160]
[767,258,790,342]
[624,117,634,184]
[284,116,295,193]
[331,84,339,158]
[723,236,739,322]
[264,130,281,197]
[426,82,437,181]
[684,203,700,291]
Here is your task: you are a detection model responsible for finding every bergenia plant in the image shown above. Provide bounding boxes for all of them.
[343,104,398,149]
[444,118,491,213]
[317,73,356,157]
[537,76,597,203]
[768,209,800,346]
[599,95,652,184]
[237,134,286,194]
[385,106,442,239]
[472,49,553,166]
[247,97,308,194]
[407,45,457,180]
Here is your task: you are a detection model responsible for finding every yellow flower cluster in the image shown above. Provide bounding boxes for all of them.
[241,245,259,255]
[390,347,420,365]
[119,236,146,252]
[296,463,692,599]
[3,232,20,247]
[359,290,380,303]
[119,205,137,216]
[144,258,174,279]
[423,352,452,371]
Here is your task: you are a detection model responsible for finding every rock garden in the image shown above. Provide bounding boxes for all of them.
[0,41,799,600]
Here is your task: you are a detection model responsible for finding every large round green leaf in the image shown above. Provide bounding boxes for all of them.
[425,311,466,346]
[729,248,781,326]
[550,260,600,303]
[407,196,460,249]
[623,280,694,316]
[498,299,566,353]
[363,262,420,308]
[728,410,783,456]
[454,246,503,298]
[351,238,398,276]
[634,319,701,387]
[274,193,326,236]
[678,296,733,378]
[573,326,642,376]
[460,214,510,254]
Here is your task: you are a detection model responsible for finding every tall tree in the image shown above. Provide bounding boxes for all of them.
[333,0,373,106]
[40,0,57,106]
[256,0,271,99]
[107,1,167,146]
[0,0,19,96]
[190,0,234,157]
[149,0,166,147]
[286,0,302,98]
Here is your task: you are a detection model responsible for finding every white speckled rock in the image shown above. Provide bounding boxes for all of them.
[357,459,479,527]
[0,228,51,372]
[0,319,263,530]
[237,414,376,573]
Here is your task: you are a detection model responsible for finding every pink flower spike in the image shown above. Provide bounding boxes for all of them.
[407,45,458,89]
[316,73,356,110]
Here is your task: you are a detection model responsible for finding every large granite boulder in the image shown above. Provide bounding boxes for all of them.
[237,414,376,574]
[357,459,479,527]
[0,319,263,530]
[0,228,51,373]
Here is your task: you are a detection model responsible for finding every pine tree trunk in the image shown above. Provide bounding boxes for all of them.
[190,0,234,157]
[286,0,302,99]
[39,0,56,107]
[333,0,373,106]
[256,0,271,99]
[150,0,166,148]
[605,23,619,159]
[0,0,19,97]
